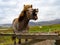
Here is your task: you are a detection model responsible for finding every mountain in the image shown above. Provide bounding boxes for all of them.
[37,19,60,26]
[0,19,60,27]
[0,24,12,27]
[29,19,60,26]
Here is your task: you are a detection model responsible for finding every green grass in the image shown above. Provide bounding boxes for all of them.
[0,36,14,45]
[29,24,60,32]
[0,24,60,45]
[0,24,60,33]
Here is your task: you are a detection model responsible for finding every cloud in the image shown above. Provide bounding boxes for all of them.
[0,0,60,24]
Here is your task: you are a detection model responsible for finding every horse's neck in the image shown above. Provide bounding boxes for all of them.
[19,17,29,27]
[22,17,29,25]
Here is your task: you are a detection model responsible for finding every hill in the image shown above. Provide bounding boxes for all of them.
[0,19,60,27]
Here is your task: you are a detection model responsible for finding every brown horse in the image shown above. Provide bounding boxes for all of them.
[12,4,38,45]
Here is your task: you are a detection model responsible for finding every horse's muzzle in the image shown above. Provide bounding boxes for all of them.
[34,16,38,20]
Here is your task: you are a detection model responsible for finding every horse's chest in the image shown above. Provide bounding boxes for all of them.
[17,22,28,30]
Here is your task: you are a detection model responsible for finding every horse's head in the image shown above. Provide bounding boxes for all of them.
[18,4,33,21]
[18,4,38,21]
[32,9,38,20]
[26,8,38,20]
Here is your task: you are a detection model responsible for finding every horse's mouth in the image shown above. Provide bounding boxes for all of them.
[34,18,38,20]
[34,16,38,20]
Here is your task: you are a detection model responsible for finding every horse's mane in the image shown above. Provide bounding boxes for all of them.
[18,5,32,22]
[18,10,26,21]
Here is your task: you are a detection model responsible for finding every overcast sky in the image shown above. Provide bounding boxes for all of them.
[0,0,60,24]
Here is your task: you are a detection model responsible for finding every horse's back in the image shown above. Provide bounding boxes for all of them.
[13,18,18,24]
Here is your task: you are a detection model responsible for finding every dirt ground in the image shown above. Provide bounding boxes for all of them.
[16,39,56,45]
[31,39,55,45]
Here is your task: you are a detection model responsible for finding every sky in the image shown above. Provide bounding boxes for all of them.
[0,0,60,24]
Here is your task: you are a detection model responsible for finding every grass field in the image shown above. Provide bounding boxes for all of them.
[0,24,60,45]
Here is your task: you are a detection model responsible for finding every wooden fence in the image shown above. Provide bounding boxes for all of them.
[0,32,60,45]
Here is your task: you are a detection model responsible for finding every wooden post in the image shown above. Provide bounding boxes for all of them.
[18,39,21,44]
[55,40,60,45]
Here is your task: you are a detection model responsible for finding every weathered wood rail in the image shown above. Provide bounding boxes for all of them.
[0,32,60,45]
[0,32,60,40]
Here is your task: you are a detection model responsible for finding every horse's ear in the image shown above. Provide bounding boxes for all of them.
[24,5,25,7]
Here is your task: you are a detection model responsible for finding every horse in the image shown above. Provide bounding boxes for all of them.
[12,4,38,45]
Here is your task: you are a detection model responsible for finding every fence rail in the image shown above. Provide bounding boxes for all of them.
[0,32,60,45]
[0,33,60,40]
